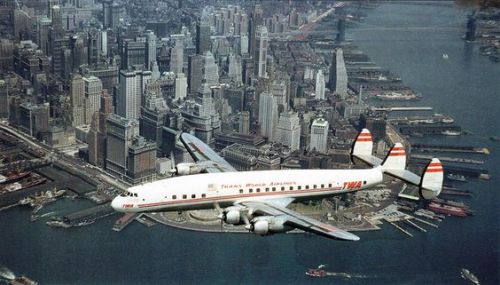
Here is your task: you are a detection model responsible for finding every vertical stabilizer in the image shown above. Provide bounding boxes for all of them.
[352,129,373,158]
[382,143,406,170]
[420,158,443,200]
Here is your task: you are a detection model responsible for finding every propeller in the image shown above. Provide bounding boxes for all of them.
[168,151,177,177]
[214,202,224,232]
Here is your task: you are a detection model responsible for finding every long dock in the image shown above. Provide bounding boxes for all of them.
[389,221,413,237]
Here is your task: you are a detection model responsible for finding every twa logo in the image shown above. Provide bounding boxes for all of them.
[343,181,362,190]
[122,204,134,208]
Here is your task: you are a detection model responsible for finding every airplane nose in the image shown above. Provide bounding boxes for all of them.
[111,197,122,211]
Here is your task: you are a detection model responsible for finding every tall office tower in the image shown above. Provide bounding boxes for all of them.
[100,30,108,57]
[0,39,14,71]
[258,91,278,141]
[202,51,219,87]
[117,69,151,120]
[175,73,187,100]
[140,91,168,150]
[86,63,119,93]
[123,38,146,69]
[83,76,102,124]
[335,18,345,43]
[70,75,85,127]
[329,48,348,98]
[127,136,157,183]
[240,33,249,55]
[238,111,250,135]
[228,53,242,85]
[315,69,325,100]
[105,114,139,176]
[37,16,51,55]
[87,28,101,66]
[254,26,268,79]
[111,1,121,29]
[51,5,63,33]
[310,117,329,153]
[145,30,157,70]
[276,111,301,151]
[271,80,288,111]
[196,20,211,55]
[249,4,264,58]
[88,90,114,167]
[0,80,8,119]
[102,0,112,28]
[170,38,184,74]
[188,54,203,94]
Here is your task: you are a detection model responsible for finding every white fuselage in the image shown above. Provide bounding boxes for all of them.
[111,167,384,213]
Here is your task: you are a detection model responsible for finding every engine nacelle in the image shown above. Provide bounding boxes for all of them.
[224,210,241,225]
[175,163,204,176]
[247,216,291,236]
[253,220,270,235]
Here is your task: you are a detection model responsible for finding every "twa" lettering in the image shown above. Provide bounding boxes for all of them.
[343,181,362,190]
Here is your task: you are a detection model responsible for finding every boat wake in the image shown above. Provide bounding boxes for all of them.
[0,265,15,280]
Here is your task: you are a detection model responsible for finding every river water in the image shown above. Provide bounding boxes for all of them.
[0,3,498,285]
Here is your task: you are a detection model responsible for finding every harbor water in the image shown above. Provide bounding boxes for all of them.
[0,3,498,284]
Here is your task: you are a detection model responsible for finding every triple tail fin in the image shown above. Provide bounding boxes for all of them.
[381,143,406,170]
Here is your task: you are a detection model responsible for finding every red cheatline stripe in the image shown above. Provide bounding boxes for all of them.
[426,169,443,173]
[392,147,404,151]
[358,133,372,137]
[429,162,442,167]
[357,138,372,142]
[389,153,406,156]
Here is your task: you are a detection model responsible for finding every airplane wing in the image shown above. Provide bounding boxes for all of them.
[179,133,236,173]
[239,201,360,241]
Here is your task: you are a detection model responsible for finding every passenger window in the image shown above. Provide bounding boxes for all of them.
[191,194,196,199]
[249,188,253,193]
[289,186,293,191]
[281,186,285,191]
[363,181,367,185]
[305,185,309,189]
[272,187,276,191]
[256,188,260,193]
[239,189,243,194]
[321,184,324,188]
[298,186,302,190]
[329,183,332,188]
[182,194,187,199]
[172,195,176,200]
[265,187,269,192]
[202,194,206,198]
[313,184,317,189]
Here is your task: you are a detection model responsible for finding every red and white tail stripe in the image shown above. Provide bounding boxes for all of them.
[352,129,373,159]
[388,145,406,157]
[356,130,372,142]
[420,158,444,199]
[425,161,443,173]
[382,142,406,170]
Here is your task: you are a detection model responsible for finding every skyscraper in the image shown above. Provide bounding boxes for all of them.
[239,111,250,135]
[139,91,168,151]
[83,76,103,125]
[117,69,151,120]
[170,38,184,74]
[228,53,242,85]
[329,48,348,98]
[70,75,85,127]
[202,51,219,88]
[254,25,268,78]
[196,20,211,55]
[310,117,329,153]
[0,80,8,119]
[175,73,187,100]
[188,54,203,95]
[258,91,278,141]
[105,113,139,176]
[315,69,325,100]
[276,111,301,151]
[88,89,114,167]
[145,30,157,70]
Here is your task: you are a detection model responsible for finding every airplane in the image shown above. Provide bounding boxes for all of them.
[111,129,443,241]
